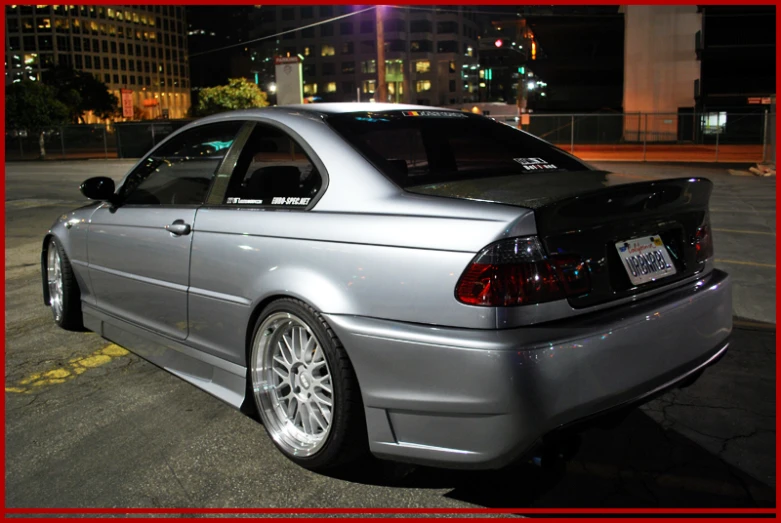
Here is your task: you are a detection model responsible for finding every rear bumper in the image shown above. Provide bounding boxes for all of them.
[325,269,732,469]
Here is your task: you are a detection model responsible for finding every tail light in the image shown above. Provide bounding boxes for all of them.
[694,221,713,263]
[455,237,591,307]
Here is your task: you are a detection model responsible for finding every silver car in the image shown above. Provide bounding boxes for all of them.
[43,104,732,471]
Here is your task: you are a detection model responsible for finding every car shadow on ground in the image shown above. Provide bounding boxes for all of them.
[333,409,774,508]
[330,323,776,508]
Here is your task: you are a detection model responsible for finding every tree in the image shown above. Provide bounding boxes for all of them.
[5,80,70,158]
[196,78,269,116]
[42,65,119,123]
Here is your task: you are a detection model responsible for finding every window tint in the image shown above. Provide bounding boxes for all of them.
[119,121,243,205]
[326,112,589,188]
[225,124,322,208]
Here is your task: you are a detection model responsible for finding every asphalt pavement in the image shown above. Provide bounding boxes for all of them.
[4,160,776,510]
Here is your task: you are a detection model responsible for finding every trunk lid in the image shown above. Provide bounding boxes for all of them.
[408,172,712,308]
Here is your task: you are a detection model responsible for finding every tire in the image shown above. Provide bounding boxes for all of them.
[45,237,83,331]
[249,298,367,471]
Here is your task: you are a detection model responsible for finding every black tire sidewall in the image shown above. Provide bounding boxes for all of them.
[47,237,82,330]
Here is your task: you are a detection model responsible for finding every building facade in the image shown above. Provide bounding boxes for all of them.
[251,6,481,106]
[622,5,701,141]
[186,5,255,90]
[4,4,191,121]
[695,5,776,113]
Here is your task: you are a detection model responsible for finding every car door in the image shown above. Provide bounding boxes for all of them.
[87,120,246,340]
[185,121,326,364]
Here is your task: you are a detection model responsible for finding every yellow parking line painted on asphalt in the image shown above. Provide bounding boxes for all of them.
[5,343,129,394]
[715,259,776,268]
[712,228,776,236]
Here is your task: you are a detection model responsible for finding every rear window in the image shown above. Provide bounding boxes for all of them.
[326,111,590,188]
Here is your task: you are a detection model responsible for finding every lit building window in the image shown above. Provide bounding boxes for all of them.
[415,60,430,73]
[303,46,311,57]
[107,8,114,18]
[362,80,376,94]
[416,80,431,92]
[303,83,318,95]
[321,45,335,57]
[325,82,337,93]
[37,18,51,30]
[361,60,376,74]
[701,112,727,134]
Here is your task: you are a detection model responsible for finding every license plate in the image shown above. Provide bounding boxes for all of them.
[615,235,677,286]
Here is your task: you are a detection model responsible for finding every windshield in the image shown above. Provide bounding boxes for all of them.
[326,111,592,188]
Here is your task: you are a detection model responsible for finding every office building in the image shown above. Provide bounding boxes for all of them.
[251,5,481,106]
[4,4,191,121]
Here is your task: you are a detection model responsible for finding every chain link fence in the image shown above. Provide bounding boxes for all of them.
[5,112,775,164]
[503,111,774,163]
[5,120,193,161]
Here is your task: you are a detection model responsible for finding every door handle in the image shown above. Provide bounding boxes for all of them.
[165,220,191,236]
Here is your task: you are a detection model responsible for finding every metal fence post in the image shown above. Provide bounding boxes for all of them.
[60,126,66,159]
[715,129,719,162]
[762,108,769,164]
[151,123,156,147]
[642,113,647,161]
[103,126,108,159]
[570,115,574,154]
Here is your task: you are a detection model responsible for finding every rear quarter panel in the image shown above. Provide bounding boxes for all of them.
[186,204,534,365]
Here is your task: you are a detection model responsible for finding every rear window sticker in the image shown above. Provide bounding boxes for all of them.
[513,157,558,171]
[401,110,468,118]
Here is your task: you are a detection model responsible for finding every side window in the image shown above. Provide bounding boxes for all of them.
[119,121,244,205]
[224,124,322,208]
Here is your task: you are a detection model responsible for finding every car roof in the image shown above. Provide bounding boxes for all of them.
[205,103,466,120]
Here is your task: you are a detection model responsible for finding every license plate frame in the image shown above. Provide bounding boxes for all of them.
[615,235,677,286]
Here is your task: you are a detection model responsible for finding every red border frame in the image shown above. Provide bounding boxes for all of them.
[1,0,778,519]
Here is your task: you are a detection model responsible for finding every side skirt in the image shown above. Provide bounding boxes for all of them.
[83,303,248,409]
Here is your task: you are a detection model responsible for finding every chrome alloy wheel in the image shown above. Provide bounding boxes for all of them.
[251,312,334,456]
[47,239,64,322]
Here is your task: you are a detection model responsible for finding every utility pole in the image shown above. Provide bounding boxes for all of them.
[375,6,387,103]
[404,6,412,104]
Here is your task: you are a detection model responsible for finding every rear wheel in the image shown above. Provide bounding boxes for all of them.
[249,298,367,471]
[46,237,82,330]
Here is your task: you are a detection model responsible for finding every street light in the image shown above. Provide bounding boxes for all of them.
[269,83,277,93]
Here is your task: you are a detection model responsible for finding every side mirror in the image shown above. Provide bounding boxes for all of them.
[80,177,116,202]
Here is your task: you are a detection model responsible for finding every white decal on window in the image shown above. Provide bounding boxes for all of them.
[271,197,311,206]
[513,158,558,171]
[226,197,264,204]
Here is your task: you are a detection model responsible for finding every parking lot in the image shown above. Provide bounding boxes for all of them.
[4,160,776,510]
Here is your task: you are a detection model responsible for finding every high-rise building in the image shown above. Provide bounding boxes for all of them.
[695,5,775,113]
[251,5,481,106]
[4,4,191,121]
[186,5,255,90]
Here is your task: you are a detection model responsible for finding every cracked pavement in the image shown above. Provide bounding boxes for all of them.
[4,160,776,509]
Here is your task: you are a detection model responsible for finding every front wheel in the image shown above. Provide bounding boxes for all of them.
[249,298,367,471]
[46,237,83,330]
